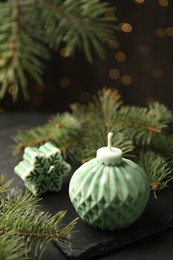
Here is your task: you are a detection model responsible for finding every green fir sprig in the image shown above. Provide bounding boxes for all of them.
[13,112,82,161]
[0,173,13,194]
[0,0,117,101]
[139,151,173,199]
[13,88,173,197]
[151,134,173,160]
[0,175,77,259]
[0,233,29,260]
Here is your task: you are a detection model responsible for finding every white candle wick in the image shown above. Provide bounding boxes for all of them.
[107,132,113,151]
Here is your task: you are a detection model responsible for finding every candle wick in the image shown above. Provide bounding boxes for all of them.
[108,132,113,151]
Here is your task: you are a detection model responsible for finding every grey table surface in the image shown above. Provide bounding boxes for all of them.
[1,112,173,260]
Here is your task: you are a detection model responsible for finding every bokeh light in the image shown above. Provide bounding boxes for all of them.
[152,68,163,79]
[60,77,71,88]
[134,0,145,4]
[155,28,165,38]
[165,27,173,37]
[121,75,133,86]
[35,85,46,93]
[159,0,169,7]
[115,51,126,62]
[109,69,120,79]
[121,23,133,33]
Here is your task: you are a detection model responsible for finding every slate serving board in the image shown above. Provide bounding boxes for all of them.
[1,113,173,260]
[48,171,173,259]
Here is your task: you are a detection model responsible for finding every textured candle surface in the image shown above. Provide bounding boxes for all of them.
[69,157,150,230]
[14,142,71,196]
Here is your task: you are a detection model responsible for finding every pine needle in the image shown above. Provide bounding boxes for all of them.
[0,188,77,258]
[0,233,29,260]
[0,0,117,100]
[0,174,13,194]
[139,151,173,199]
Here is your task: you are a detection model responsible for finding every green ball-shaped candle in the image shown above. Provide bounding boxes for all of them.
[69,133,150,231]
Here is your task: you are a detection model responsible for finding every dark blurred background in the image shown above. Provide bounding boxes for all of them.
[0,0,173,113]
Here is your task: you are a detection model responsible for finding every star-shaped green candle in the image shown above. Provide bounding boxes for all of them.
[14,142,71,196]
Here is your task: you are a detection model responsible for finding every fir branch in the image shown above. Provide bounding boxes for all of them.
[0,0,50,100]
[42,0,116,62]
[0,188,77,258]
[71,88,172,147]
[13,88,134,162]
[151,133,173,160]
[0,174,13,194]
[115,102,172,146]
[69,88,133,161]
[148,101,173,125]
[13,112,82,157]
[0,210,76,239]
[0,0,117,100]
[13,88,173,163]
[0,188,41,217]
[138,151,173,199]
[86,88,123,128]
[0,233,29,260]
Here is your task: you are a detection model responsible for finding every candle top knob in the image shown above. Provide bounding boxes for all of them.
[96,132,122,165]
